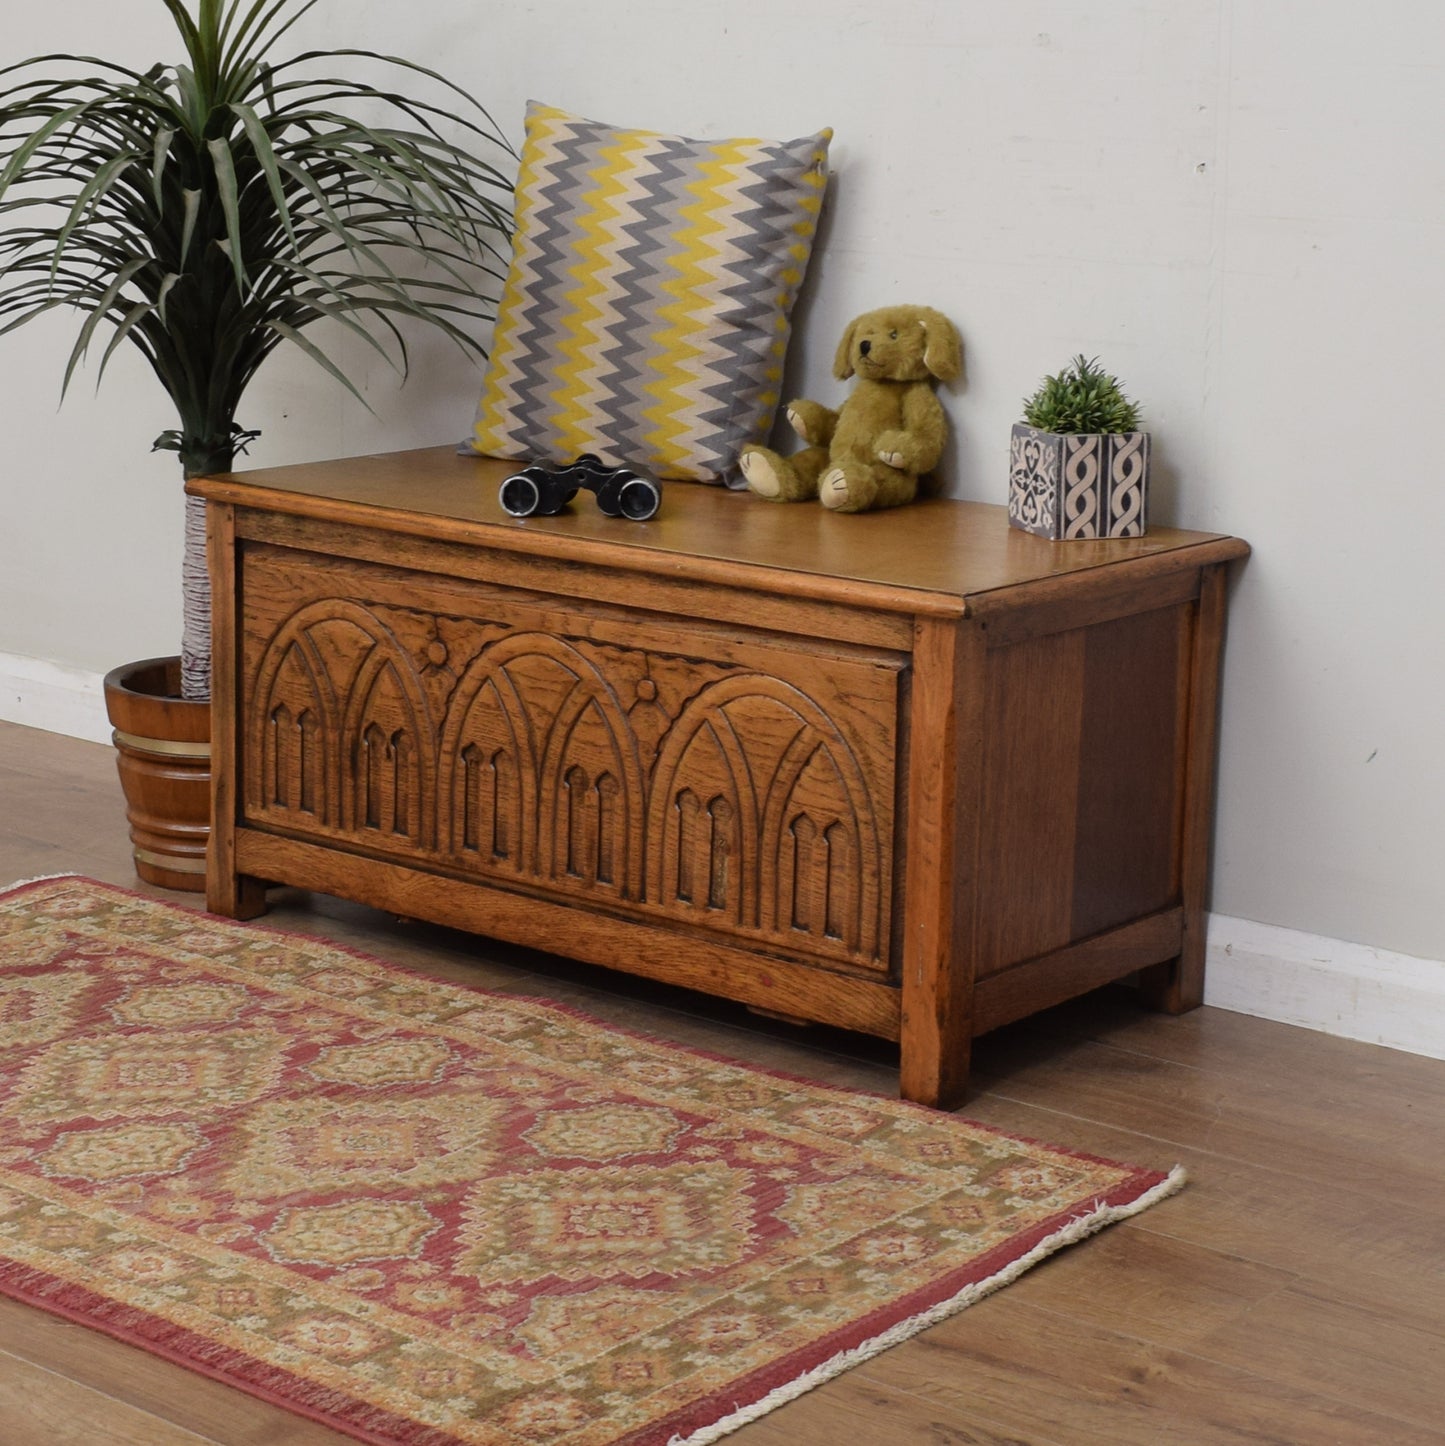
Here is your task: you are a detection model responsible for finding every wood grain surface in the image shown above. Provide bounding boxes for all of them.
[186,446,1248,612]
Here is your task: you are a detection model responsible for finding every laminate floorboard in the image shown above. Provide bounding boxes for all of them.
[0,1348,221,1446]
[0,720,1442,1444]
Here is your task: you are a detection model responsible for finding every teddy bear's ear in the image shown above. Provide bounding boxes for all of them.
[833,317,859,380]
[919,310,963,383]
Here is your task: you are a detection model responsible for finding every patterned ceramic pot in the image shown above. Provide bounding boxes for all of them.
[1008,424,1150,540]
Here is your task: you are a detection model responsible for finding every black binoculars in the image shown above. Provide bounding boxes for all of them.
[499,454,662,522]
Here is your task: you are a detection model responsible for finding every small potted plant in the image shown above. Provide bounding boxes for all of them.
[1008,355,1149,539]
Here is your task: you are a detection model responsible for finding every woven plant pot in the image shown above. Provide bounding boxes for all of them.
[1008,424,1150,540]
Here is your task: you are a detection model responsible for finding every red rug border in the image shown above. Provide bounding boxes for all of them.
[0,1176,1173,1446]
[0,1257,466,1446]
[627,1167,1174,1446]
[0,873,1180,1446]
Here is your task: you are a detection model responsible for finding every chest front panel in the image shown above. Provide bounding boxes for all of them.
[237,542,904,975]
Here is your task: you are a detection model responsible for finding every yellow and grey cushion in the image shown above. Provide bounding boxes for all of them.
[466,102,831,486]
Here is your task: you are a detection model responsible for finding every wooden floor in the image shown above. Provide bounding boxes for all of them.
[1,718,1442,1445]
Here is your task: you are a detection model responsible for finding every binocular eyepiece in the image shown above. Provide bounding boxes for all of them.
[499,454,662,522]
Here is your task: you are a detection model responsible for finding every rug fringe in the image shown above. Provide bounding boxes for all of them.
[2,872,84,892]
[669,1164,1188,1446]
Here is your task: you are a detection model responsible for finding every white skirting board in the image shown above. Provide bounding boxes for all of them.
[3,649,1442,1061]
[1204,916,1445,1061]
[0,652,112,746]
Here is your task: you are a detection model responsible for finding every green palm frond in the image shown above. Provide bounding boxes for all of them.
[0,0,514,475]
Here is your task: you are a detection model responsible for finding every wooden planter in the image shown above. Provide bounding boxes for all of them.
[1008,424,1150,539]
[103,656,211,892]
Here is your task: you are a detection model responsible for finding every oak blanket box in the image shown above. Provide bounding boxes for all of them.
[189,447,1248,1108]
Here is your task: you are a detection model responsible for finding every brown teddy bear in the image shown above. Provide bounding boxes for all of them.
[739,304,962,512]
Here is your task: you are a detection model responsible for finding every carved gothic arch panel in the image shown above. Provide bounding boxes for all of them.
[334,627,437,848]
[647,674,883,956]
[248,601,398,828]
[440,633,644,894]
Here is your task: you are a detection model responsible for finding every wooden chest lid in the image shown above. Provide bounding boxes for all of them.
[188,446,1248,618]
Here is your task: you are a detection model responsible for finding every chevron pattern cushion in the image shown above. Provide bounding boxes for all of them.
[466,103,832,486]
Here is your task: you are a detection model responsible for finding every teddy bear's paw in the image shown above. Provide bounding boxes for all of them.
[827,468,879,514]
[874,431,912,470]
[739,448,784,499]
[785,400,838,448]
[819,467,874,513]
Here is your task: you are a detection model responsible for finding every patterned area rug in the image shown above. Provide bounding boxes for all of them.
[0,876,1182,1445]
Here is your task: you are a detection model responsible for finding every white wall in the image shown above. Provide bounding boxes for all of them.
[3,2,1443,979]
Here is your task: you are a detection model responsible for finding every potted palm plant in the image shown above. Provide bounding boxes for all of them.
[1008,354,1150,540]
[0,0,512,889]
